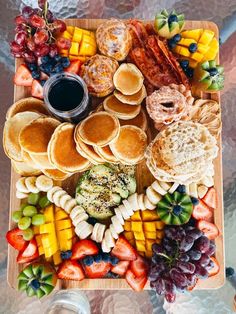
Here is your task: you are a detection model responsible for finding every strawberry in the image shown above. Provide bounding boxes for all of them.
[31,79,43,99]
[130,254,149,278]
[6,228,28,251]
[64,60,81,74]
[84,261,111,278]
[14,64,33,87]
[111,236,137,261]
[125,269,147,292]
[111,260,130,276]
[57,260,85,281]
[71,239,99,260]
[202,187,217,209]
[17,238,39,263]
[192,200,213,221]
[208,257,220,277]
[197,220,219,240]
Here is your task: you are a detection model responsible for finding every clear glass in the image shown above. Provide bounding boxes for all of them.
[43,72,90,123]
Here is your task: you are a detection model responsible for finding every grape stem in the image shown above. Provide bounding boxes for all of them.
[157,252,172,261]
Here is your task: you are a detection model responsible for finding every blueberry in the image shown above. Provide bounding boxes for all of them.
[83,256,94,266]
[30,279,40,290]
[188,43,198,53]
[40,80,46,87]
[102,253,110,263]
[32,70,40,79]
[226,267,235,278]
[187,217,197,227]
[54,55,62,62]
[191,197,199,206]
[173,205,183,215]
[208,67,218,76]
[27,63,37,72]
[94,254,102,263]
[173,34,181,43]
[168,39,176,49]
[52,63,64,73]
[168,14,178,24]
[179,59,189,69]
[110,256,119,266]
[177,185,186,194]
[87,217,97,226]
[60,250,72,260]
[61,57,70,68]
[186,67,194,78]
[41,56,50,64]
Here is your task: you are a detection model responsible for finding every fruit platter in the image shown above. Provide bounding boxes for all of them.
[4,1,224,303]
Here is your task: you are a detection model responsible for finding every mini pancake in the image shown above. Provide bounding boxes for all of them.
[113,63,144,95]
[103,95,141,120]
[21,150,42,170]
[48,123,90,173]
[110,125,147,164]
[12,160,42,176]
[30,152,55,169]
[6,97,49,119]
[3,111,41,162]
[19,117,60,154]
[119,109,148,131]
[114,85,147,105]
[42,168,72,181]
[77,112,120,147]
[94,145,119,163]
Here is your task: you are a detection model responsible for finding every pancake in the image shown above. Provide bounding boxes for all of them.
[103,95,141,120]
[21,150,42,170]
[30,152,55,169]
[114,85,147,105]
[42,168,72,181]
[119,109,148,131]
[77,112,120,147]
[3,111,41,162]
[110,125,147,164]
[94,145,119,163]
[48,123,90,173]
[19,117,60,154]
[6,97,49,119]
[12,160,42,176]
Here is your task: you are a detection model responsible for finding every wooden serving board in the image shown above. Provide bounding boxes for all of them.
[7,19,225,290]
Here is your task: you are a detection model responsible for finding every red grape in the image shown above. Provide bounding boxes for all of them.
[187,249,201,261]
[176,261,196,274]
[205,241,216,256]
[35,44,50,57]
[194,264,208,278]
[33,8,42,16]
[26,38,36,52]
[194,236,210,253]
[15,24,27,32]
[205,259,214,271]
[178,253,190,262]
[15,31,27,45]
[170,269,188,288]
[11,50,23,58]
[56,37,71,50]
[49,43,59,58]
[164,279,175,293]
[10,41,24,53]
[14,15,26,25]
[198,254,210,268]
[33,29,49,45]
[179,236,194,252]
[46,10,54,23]
[52,19,66,33]
[22,6,34,19]
[165,293,176,303]
[29,14,46,28]
[23,51,37,63]
[155,277,165,295]
[187,228,202,240]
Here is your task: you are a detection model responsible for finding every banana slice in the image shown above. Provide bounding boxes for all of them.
[118,204,130,220]
[168,182,179,194]
[101,238,111,253]
[151,181,167,195]
[25,176,39,193]
[75,221,93,239]
[104,229,115,248]
[144,195,156,210]
[189,183,198,198]
[146,186,161,204]
[197,185,208,199]
[123,199,134,216]
[127,193,139,211]
[35,175,54,192]
[114,207,124,225]
[47,186,62,202]
[16,190,28,199]
[53,189,67,207]
[109,224,119,240]
[70,205,85,220]
[91,223,99,242]
[64,198,77,214]
[97,223,106,243]
[16,177,30,194]
[159,181,171,191]
[185,184,190,195]
[137,194,146,211]
[72,212,89,226]
[200,176,214,187]
[60,194,72,209]
[111,216,124,234]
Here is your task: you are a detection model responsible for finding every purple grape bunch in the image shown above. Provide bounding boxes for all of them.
[149,224,216,303]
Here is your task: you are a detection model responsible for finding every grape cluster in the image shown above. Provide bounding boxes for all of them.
[149,224,216,303]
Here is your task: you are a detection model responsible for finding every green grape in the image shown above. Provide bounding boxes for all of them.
[28,193,40,205]
[23,228,34,241]
[32,214,45,226]
[23,205,37,217]
[39,196,51,209]
[18,217,32,230]
[12,210,23,223]
[20,203,28,211]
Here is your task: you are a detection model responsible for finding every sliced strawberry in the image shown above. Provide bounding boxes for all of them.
[57,260,85,281]
[71,239,99,260]
[64,60,81,74]
[31,79,43,99]
[208,257,220,277]
[192,200,213,221]
[125,269,147,292]
[14,64,33,87]
[111,260,130,276]
[202,187,217,209]
[6,228,28,251]
[197,220,219,240]
[130,254,149,278]
[84,261,111,278]
[111,236,137,261]
[17,239,39,263]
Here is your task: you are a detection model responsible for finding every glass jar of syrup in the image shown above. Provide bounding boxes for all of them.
[43,72,90,122]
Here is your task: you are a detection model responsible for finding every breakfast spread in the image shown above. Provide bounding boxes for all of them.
[4,0,224,304]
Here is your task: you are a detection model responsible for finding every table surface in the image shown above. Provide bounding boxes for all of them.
[0,1,236,313]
